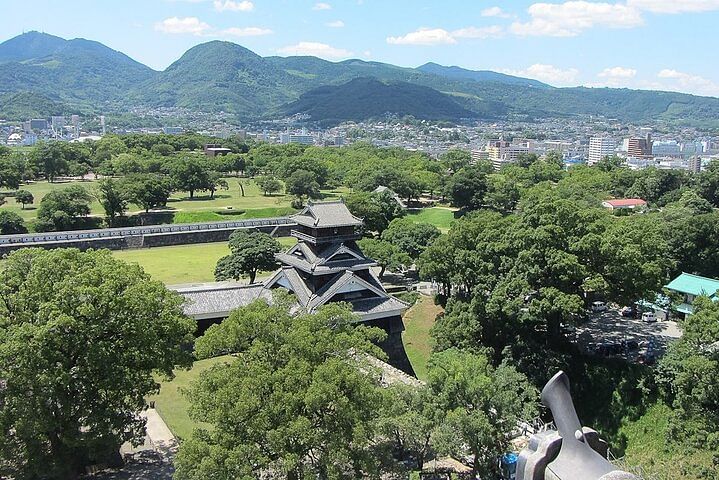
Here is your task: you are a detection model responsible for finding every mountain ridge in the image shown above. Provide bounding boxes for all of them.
[0,31,717,127]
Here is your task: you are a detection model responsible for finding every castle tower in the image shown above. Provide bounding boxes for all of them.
[264,200,409,324]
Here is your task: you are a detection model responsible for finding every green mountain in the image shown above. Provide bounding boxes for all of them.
[283,77,474,124]
[0,31,154,112]
[417,62,549,88]
[0,32,718,127]
[135,41,299,117]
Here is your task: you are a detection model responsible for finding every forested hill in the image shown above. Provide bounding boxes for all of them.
[282,77,475,124]
[1,31,719,127]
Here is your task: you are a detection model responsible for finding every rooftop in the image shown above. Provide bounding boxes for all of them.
[602,198,647,207]
[666,272,719,298]
[291,200,363,228]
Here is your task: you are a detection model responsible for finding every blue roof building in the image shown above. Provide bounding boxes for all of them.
[665,272,719,315]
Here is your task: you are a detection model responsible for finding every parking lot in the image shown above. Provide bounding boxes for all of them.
[574,308,682,362]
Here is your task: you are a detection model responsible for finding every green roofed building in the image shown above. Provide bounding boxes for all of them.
[665,272,719,316]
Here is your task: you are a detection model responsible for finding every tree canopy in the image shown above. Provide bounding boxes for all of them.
[0,248,195,479]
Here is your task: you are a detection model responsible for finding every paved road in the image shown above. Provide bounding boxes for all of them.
[89,409,177,480]
[574,308,682,360]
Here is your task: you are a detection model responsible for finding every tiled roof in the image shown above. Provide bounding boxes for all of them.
[172,282,271,318]
[603,198,647,207]
[666,272,719,297]
[349,296,409,316]
[291,200,363,228]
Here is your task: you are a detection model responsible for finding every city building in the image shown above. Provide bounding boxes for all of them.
[627,136,653,159]
[601,198,647,211]
[203,143,232,157]
[29,118,48,131]
[280,129,315,145]
[486,140,530,170]
[163,126,184,135]
[588,136,616,165]
[470,149,489,164]
[688,156,702,173]
[652,140,681,157]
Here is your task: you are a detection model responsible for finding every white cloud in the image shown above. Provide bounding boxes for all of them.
[313,2,332,10]
[452,25,504,39]
[277,41,352,59]
[628,0,719,13]
[499,64,580,86]
[154,17,211,35]
[220,26,272,36]
[213,0,254,11]
[387,28,457,45]
[386,25,504,45]
[481,6,511,17]
[656,69,719,97]
[594,66,638,87]
[326,20,345,28]
[598,66,637,79]
[510,1,643,37]
[155,16,271,38]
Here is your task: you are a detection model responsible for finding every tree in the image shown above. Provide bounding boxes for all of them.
[658,297,719,452]
[445,164,491,211]
[205,171,229,199]
[256,175,283,196]
[427,349,538,479]
[214,230,282,283]
[382,217,441,260]
[285,169,322,199]
[0,248,195,479]
[486,174,520,213]
[0,156,22,189]
[358,238,410,278]
[124,174,174,213]
[36,184,92,231]
[30,142,69,182]
[377,385,438,471]
[440,149,471,172]
[169,157,210,199]
[96,178,130,227]
[344,190,404,235]
[175,300,387,480]
[13,189,34,210]
[0,210,27,234]
[697,161,719,207]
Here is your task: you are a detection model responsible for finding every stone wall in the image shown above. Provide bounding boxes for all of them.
[0,224,294,256]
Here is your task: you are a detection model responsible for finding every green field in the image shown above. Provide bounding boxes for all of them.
[147,355,234,441]
[0,178,347,227]
[406,207,456,232]
[112,237,296,285]
[401,295,442,380]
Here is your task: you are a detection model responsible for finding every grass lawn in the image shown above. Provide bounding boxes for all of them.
[402,295,443,381]
[406,207,456,233]
[112,237,296,285]
[147,355,235,441]
[0,179,105,221]
[618,402,716,480]
[0,178,345,227]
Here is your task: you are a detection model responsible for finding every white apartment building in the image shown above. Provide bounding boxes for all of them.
[588,136,616,165]
[486,140,530,170]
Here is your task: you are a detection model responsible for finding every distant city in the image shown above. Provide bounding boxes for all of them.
[3,111,716,172]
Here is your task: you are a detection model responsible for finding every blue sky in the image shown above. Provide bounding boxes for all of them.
[1,0,718,96]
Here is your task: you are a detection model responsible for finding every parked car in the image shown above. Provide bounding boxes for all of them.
[622,339,639,351]
[596,342,621,356]
[620,306,636,317]
[590,301,608,313]
[641,311,657,323]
